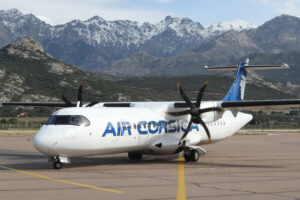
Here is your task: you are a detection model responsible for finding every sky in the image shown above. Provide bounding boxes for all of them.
[1,0,300,27]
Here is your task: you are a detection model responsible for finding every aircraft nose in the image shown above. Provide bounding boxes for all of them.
[33,129,58,155]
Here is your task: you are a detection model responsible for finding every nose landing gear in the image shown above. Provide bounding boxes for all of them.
[49,156,69,169]
[53,160,63,169]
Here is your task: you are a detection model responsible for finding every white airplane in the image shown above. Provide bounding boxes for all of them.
[3,59,300,169]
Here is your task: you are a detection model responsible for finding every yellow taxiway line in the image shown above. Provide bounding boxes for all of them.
[0,165,122,194]
[176,157,186,200]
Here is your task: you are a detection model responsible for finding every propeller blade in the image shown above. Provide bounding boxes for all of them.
[180,119,193,141]
[174,81,213,143]
[167,110,191,116]
[196,81,209,108]
[177,82,194,109]
[199,118,211,142]
[60,91,74,107]
[77,82,83,107]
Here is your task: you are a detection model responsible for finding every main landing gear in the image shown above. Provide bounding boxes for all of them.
[128,152,143,161]
[183,147,206,162]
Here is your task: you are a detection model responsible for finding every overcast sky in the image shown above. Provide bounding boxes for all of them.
[1,0,300,27]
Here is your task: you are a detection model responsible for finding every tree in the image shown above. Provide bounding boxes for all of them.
[8,118,18,124]
[0,119,8,124]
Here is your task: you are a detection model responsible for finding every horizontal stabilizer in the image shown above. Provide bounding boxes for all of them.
[204,63,289,71]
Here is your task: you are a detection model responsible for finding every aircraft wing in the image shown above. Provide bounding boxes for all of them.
[1,102,131,107]
[2,102,71,107]
[3,100,300,110]
[221,99,300,111]
[174,99,300,111]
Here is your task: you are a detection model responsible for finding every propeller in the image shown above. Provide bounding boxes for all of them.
[78,82,83,107]
[167,82,223,143]
[60,82,97,107]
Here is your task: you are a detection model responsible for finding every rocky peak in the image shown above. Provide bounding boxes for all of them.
[86,16,106,23]
[208,19,258,32]
[8,37,44,52]
[0,8,22,16]
[258,14,300,30]
[1,37,48,60]
[252,14,300,51]
[160,15,204,29]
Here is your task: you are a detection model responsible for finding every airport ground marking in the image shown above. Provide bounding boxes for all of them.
[177,157,186,200]
[0,165,122,194]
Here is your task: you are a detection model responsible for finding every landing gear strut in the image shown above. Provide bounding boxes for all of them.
[51,156,63,169]
[183,148,200,162]
[128,152,143,161]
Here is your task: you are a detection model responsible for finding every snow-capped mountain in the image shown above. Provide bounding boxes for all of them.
[51,15,207,49]
[0,8,259,71]
[0,9,256,48]
[202,19,258,38]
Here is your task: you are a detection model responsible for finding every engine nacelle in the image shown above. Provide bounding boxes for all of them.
[146,137,180,155]
[145,132,202,155]
[201,110,223,123]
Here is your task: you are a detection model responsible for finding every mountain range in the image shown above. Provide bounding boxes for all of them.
[1,9,300,97]
[0,9,259,71]
[0,37,293,116]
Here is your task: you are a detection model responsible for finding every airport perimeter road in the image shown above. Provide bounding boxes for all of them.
[0,131,300,200]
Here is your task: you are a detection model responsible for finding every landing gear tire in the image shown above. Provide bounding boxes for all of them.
[53,160,62,169]
[184,148,192,162]
[128,152,143,161]
[184,148,200,162]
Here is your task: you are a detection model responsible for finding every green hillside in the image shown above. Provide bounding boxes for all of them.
[0,37,294,117]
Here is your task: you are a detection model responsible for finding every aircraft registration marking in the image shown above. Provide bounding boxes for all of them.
[0,165,122,194]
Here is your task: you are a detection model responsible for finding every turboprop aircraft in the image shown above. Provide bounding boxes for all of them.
[3,59,300,169]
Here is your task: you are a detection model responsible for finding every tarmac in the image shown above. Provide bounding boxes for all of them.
[0,131,300,200]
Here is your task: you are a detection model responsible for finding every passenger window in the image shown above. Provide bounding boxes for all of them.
[148,122,155,128]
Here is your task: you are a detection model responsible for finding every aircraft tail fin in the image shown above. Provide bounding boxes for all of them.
[204,59,289,101]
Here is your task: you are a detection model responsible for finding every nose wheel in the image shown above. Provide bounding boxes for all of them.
[53,160,62,169]
[51,157,63,169]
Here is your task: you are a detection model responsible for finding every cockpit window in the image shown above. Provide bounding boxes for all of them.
[70,116,90,126]
[45,115,55,125]
[55,116,70,125]
[45,115,90,127]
